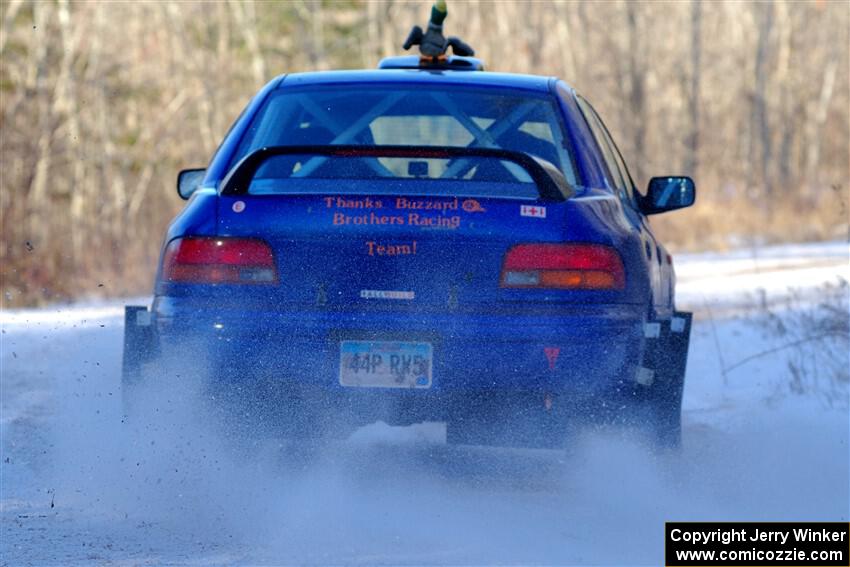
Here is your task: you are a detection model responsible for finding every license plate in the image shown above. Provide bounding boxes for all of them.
[339,341,432,388]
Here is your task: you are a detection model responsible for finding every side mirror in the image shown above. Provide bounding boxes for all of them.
[642,176,696,215]
[177,168,206,200]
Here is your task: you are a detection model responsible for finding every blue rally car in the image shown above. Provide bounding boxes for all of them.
[123,33,695,449]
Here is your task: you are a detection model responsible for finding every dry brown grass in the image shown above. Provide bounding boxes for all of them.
[653,183,849,253]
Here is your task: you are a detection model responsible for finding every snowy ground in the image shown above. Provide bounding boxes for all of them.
[1,241,848,566]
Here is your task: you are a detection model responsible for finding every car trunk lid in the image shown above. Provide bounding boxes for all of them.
[218,192,572,310]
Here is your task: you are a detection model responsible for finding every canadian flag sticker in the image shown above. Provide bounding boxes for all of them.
[520,205,547,218]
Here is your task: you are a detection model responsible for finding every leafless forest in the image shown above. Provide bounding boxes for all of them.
[1,0,847,306]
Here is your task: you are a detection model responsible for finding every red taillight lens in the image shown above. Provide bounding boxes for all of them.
[501,243,625,290]
[162,237,277,284]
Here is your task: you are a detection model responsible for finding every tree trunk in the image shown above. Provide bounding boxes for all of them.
[684,0,701,177]
[626,2,647,183]
[753,2,774,203]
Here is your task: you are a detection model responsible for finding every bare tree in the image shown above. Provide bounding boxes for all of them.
[1,0,847,306]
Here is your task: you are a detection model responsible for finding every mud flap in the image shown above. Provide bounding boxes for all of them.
[641,311,693,447]
[122,305,155,385]
[652,312,693,385]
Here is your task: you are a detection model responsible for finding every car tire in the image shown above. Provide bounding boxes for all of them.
[445,416,497,447]
[120,359,147,423]
[213,388,358,445]
[446,403,570,449]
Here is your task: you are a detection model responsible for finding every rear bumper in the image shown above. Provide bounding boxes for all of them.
[151,299,646,401]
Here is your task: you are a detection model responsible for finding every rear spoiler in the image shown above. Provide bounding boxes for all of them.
[219,145,574,202]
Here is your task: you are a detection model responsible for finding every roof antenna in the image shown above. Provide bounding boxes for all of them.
[403,1,475,63]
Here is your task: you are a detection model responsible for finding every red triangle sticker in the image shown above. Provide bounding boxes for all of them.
[544,347,560,371]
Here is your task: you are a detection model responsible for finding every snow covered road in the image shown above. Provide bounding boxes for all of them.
[1,241,848,565]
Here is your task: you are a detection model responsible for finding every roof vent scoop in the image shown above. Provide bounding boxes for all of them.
[403,1,475,62]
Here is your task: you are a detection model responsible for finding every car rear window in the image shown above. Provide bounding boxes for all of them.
[230,85,578,187]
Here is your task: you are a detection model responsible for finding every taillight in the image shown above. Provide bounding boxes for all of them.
[501,243,625,290]
[162,237,277,284]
